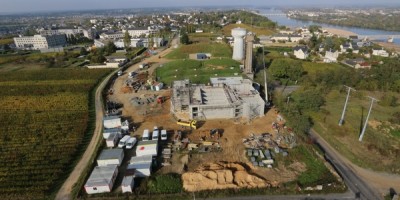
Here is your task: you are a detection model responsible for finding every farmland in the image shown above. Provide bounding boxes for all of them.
[0,68,111,199]
[165,43,232,59]
[155,58,241,85]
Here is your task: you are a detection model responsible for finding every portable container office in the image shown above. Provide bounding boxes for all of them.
[103,116,122,129]
[136,140,158,157]
[121,175,135,193]
[97,149,124,166]
[128,155,153,177]
[106,133,118,148]
[84,165,118,194]
[103,128,122,139]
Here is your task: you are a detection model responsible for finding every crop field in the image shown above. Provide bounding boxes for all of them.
[165,43,232,59]
[222,24,275,36]
[310,90,400,173]
[156,58,241,85]
[0,68,111,199]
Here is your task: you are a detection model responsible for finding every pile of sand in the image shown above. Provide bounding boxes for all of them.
[182,162,270,192]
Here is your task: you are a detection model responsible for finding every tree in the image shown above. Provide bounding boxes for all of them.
[308,25,321,34]
[80,47,88,56]
[104,41,117,55]
[269,58,304,81]
[296,89,325,111]
[123,31,132,49]
[180,32,189,44]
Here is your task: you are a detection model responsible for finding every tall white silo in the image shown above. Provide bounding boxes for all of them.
[231,28,247,60]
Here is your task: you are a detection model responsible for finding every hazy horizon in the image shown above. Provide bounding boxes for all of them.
[1,0,400,14]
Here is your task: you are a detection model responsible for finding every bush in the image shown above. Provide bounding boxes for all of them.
[147,174,183,194]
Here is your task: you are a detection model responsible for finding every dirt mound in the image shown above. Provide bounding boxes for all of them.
[182,162,270,192]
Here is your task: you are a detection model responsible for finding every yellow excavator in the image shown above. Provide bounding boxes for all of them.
[177,119,197,129]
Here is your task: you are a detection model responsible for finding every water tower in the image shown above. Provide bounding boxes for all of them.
[231,28,247,60]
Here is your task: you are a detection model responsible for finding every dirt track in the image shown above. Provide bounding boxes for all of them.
[55,38,179,200]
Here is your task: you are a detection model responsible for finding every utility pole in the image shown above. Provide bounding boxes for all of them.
[338,85,356,126]
[262,46,269,105]
[359,96,378,142]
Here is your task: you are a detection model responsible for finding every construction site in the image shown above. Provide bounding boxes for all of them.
[95,30,342,196]
[170,77,265,121]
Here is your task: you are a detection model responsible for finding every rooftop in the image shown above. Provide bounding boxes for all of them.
[98,149,123,160]
[85,165,117,187]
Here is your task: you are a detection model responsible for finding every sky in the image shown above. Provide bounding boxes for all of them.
[1,0,400,13]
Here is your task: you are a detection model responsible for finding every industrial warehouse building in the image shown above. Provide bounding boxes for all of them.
[171,77,265,120]
[84,165,118,194]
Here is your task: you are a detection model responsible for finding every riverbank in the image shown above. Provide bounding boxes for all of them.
[322,27,357,38]
[376,41,400,52]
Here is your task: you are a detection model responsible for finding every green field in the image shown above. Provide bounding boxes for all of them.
[156,58,241,85]
[310,90,400,173]
[165,43,232,59]
[0,68,111,199]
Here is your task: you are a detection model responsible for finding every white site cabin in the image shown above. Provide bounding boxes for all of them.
[84,165,118,194]
[121,175,135,193]
[136,140,158,157]
[128,155,153,177]
[97,149,124,166]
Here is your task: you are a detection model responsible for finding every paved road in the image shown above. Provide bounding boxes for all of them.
[55,68,118,200]
[309,129,382,200]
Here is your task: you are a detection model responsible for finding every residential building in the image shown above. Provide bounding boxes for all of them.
[83,28,97,39]
[271,34,289,42]
[100,31,124,40]
[324,49,340,63]
[14,34,66,50]
[289,34,303,42]
[372,48,389,57]
[39,28,83,36]
[293,46,309,60]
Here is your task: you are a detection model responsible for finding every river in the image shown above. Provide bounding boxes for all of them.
[257,8,400,44]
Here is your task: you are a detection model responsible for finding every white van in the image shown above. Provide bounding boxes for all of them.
[118,135,131,148]
[142,129,150,141]
[152,126,159,140]
[125,137,137,149]
[161,130,167,141]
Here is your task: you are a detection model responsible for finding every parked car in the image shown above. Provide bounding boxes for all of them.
[118,135,131,148]
[161,129,167,141]
[125,137,137,149]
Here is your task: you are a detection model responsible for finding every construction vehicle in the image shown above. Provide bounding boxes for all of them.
[177,119,197,129]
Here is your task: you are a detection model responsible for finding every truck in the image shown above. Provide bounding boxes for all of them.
[177,119,197,129]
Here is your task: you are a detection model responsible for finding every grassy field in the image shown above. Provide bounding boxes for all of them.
[302,62,347,76]
[222,24,275,36]
[0,68,111,199]
[189,33,219,43]
[0,38,13,45]
[156,58,241,85]
[165,43,232,59]
[310,89,400,173]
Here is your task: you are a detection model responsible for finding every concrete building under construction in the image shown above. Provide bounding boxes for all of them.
[171,77,265,120]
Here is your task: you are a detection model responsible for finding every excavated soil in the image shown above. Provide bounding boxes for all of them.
[182,162,270,192]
